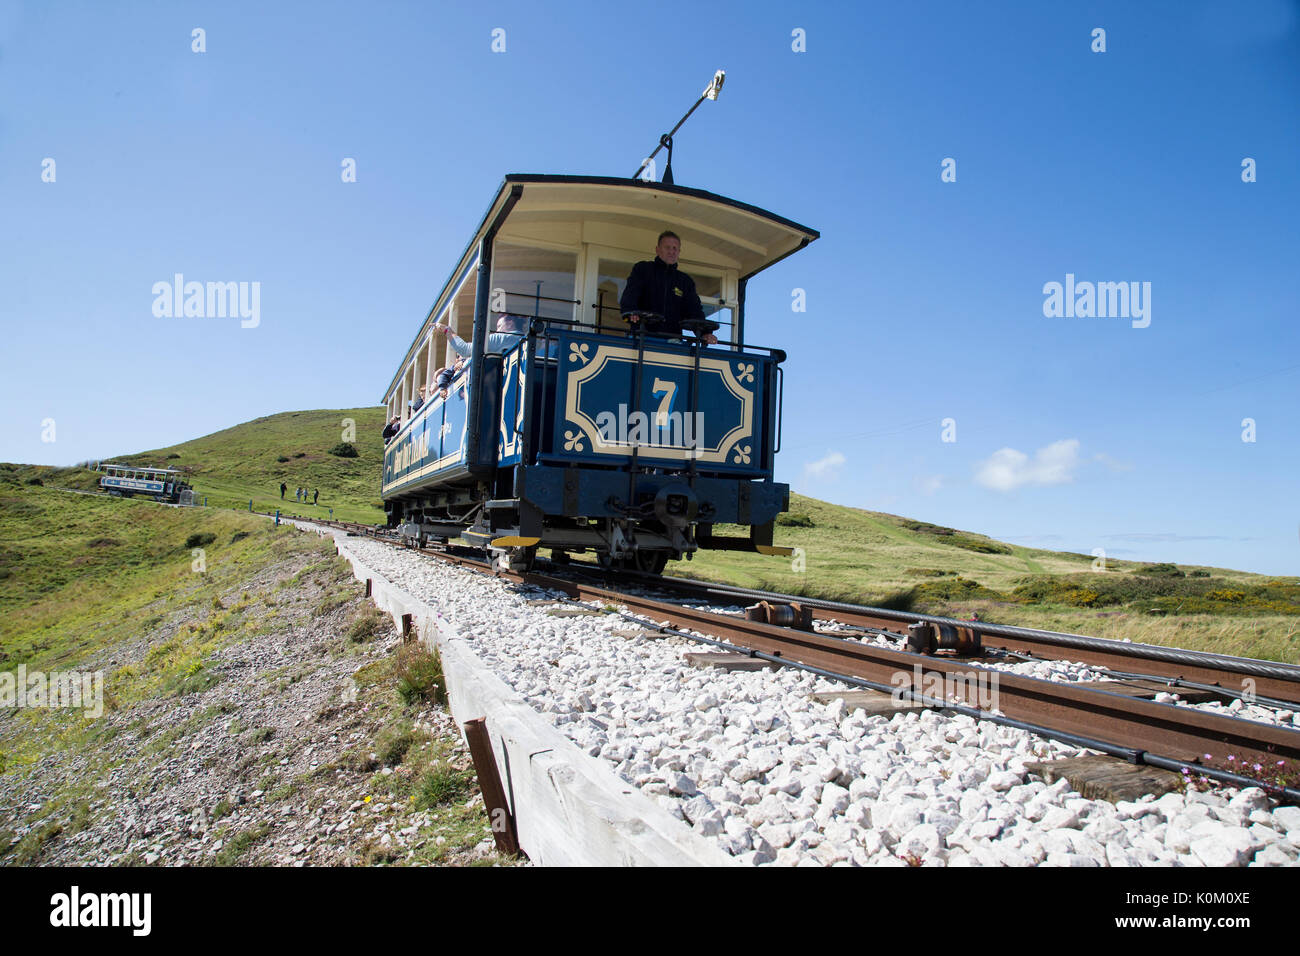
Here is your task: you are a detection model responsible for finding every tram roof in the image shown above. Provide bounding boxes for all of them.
[385,175,820,399]
[100,463,183,474]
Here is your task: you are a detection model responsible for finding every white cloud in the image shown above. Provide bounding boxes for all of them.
[803,451,846,481]
[974,439,1080,492]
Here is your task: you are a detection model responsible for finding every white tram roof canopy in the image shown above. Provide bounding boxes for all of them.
[101,463,184,474]
[491,175,820,279]
[386,175,820,398]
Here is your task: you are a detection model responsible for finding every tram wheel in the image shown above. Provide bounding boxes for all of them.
[631,550,669,575]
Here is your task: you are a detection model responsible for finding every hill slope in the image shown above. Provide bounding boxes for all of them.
[685,497,1299,660]
[108,407,388,523]
[9,407,1297,661]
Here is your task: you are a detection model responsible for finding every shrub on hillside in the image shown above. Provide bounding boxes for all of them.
[902,519,1010,554]
[904,520,958,536]
[328,442,358,458]
[914,576,1007,602]
[276,455,290,463]
[293,452,306,458]
[1139,562,1185,578]
[777,512,814,527]
[184,532,217,549]
[25,478,43,486]
[1013,572,1219,608]
[953,537,1012,555]
[166,453,180,459]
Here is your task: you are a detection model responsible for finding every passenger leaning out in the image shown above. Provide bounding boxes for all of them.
[440,314,526,358]
[433,357,467,399]
[382,415,400,444]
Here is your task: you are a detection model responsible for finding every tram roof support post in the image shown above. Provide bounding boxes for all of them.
[467,184,524,465]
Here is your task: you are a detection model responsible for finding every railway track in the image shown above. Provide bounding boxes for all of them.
[279,513,1300,802]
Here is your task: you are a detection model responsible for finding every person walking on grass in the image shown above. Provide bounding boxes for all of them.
[313,489,318,506]
[280,482,286,500]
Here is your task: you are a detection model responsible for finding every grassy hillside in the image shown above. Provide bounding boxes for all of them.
[107,407,388,524]
[9,405,1297,662]
[685,497,1300,662]
[0,477,505,866]
[0,469,306,678]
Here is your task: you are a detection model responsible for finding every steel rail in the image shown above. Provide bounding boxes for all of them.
[590,569,1300,704]
[285,517,1300,796]
[286,516,1300,701]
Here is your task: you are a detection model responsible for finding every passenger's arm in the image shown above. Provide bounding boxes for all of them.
[486,331,523,354]
[447,332,473,359]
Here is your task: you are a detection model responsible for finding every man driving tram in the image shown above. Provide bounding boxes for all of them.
[620,230,719,345]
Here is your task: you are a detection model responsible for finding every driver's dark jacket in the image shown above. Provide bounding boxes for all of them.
[619,256,712,338]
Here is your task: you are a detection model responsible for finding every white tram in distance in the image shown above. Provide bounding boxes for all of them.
[99,463,194,504]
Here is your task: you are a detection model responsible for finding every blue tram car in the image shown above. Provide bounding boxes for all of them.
[381,175,818,571]
[100,463,192,504]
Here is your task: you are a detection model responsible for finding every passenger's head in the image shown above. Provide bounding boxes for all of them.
[656,230,681,266]
[496,314,525,334]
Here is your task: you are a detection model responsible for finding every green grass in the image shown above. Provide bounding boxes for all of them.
[0,475,345,705]
[8,401,1297,664]
[213,822,272,865]
[680,493,1300,662]
[80,407,389,524]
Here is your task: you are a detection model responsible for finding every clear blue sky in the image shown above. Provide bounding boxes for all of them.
[2,1,1297,574]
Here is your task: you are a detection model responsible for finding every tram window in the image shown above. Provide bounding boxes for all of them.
[705,304,735,338]
[690,273,736,335]
[595,280,629,334]
[490,244,577,323]
[693,272,722,300]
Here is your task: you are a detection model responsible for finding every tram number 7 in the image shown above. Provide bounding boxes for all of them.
[651,378,677,429]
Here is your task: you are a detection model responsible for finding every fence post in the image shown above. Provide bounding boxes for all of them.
[462,718,521,857]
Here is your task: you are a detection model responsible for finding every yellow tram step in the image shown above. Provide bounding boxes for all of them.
[490,535,541,548]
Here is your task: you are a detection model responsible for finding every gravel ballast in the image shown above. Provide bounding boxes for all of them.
[332,531,1300,867]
